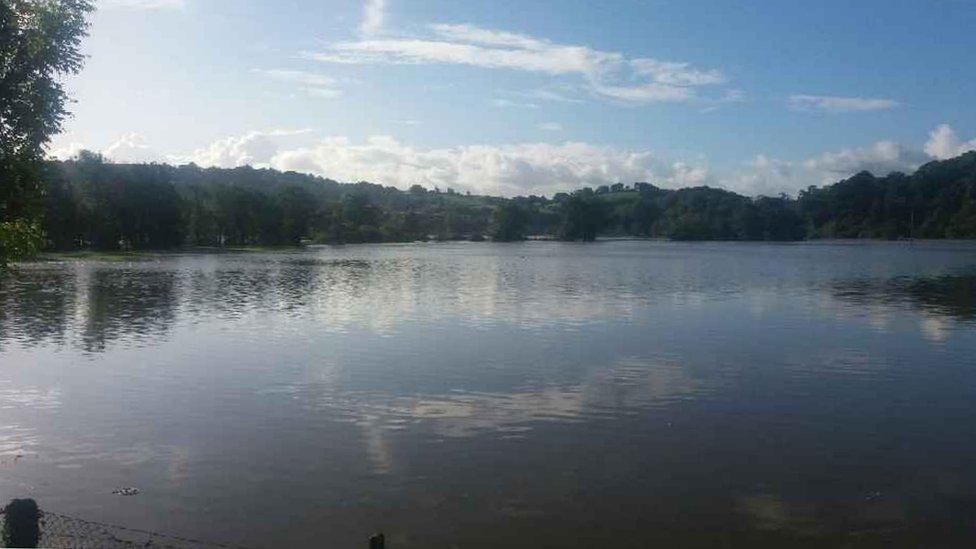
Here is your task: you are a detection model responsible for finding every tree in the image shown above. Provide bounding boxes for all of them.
[278,185,315,245]
[1,0,93,265]
[559,191,610,241]
[491,201,528,241]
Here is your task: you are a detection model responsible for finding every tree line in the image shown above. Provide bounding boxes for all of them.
[34,149,976,251]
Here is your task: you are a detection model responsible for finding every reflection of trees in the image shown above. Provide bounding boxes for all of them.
[830,273,976,321]
[902,275,976,319]
[81,267,179,352]
[0,268,75,348]
[184,267,275,319]
[181,258,369,320]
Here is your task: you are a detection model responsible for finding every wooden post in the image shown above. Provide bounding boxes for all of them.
[369,532,385,549]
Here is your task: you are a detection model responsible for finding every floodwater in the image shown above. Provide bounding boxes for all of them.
[2,241,976,547]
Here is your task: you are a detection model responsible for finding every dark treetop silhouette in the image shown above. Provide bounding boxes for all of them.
[0,0,93,265]
[34,149,976,251]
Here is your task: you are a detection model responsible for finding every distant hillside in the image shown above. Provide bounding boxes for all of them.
[39,150,976,250]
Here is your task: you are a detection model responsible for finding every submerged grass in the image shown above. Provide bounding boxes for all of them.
[30,245,305,263]
[36,250,163,262]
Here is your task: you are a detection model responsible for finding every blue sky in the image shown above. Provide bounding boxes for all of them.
[50,0,976,196]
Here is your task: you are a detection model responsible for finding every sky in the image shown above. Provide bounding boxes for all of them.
[48,0,976,197]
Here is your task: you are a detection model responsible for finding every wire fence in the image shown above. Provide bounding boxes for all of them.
[2,509,253,549]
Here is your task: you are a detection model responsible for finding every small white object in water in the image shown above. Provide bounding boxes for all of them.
[112,487,140,496]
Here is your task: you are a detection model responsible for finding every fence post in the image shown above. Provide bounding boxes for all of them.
[369,532,385,549]
[2,498,40,548]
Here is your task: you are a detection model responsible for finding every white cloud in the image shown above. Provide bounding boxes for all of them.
[629,58,724,87]
[720,89,746,103]
[303,87,343,99]
[99,0,186,9]
[803,140,927,177]
[254,69,336,88]
[67,124,974,199]
[789,94,899,113]
[305,23,726,104]
[262,135,707,196]
[591,82,693,103]
[492,98,539,109]
[537,122,563,131]
[105,133,159,163]
[521,88,584,103]
[924,124,976,159]
[47,142,87,160]
[360,0,386,37]
[253,69,343,99]
[698,90,745,113]
[430,23,551,50]
[175,129,314,168]
[725,155,800,196]
[725,140,930,196]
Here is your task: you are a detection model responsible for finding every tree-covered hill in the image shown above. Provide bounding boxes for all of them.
[38,150,976,251]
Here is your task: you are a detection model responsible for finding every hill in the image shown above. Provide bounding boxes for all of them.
[38,150,976,250]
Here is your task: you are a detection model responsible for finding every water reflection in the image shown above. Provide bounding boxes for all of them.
[80,267,179,352]
[829,273,976,321]
[0,381,61,411]
[2,242,976,547]
[3,249,972,355]
[0,267,76,348]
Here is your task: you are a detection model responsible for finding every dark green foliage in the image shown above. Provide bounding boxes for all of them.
[40,156,498,249]
[33,151,976,250]
[559,190,610,241]
[0,0,93,264]
[800,152,976,239]
[43,155,184,249]
[2,498,40,548]
[491,201,527,241]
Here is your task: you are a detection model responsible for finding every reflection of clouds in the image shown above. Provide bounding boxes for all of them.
[592,357,708,406]
[318,357,707,473]
[40,438,191,473]
[166,445,192,485]
[919,315,952,343]
[393,388,585,439]
[270,356,710,474]
[865,307,893,333]
[2,250,655,349]
[0,381,61,411]
[737,492,908,537]
[373,357,706,437]
[0,424,39,459]
[738,494,792,531]
[295,255,644,333]
[359,415,395,475]
[3,247,976,353]
[822,273,976,342]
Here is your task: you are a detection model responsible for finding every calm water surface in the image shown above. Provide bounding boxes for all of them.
[2,241,976,547]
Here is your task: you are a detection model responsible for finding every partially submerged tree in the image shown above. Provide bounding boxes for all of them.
[1,0,93,265]
[491,201,528,241]
[559,190,610,241]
